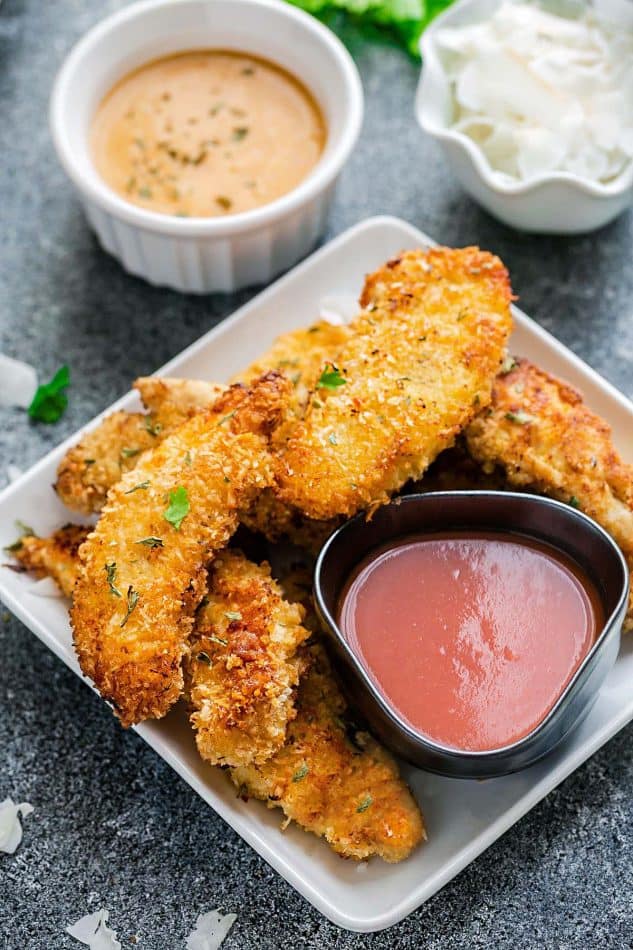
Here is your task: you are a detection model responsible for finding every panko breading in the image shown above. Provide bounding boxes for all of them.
[275,247,514,521]
[413,443,508,494]
[234,319,351,420]
[11,524,89,598]
[230,641,426,862]
[186,551,310,767]
[71,373,291,727]
[466,358,633,627]
[55,377,224,514]
[239,490,338,554]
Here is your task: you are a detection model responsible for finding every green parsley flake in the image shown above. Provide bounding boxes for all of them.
[328,433,338,445]
[317,364,347,391]
[144,417,162,436]
[210,634,228,646]
[28,365,70,424]
[164,486,190,530]
[217,409,237,427]
[356,794,373,813]
[125,480,150,494]
[4,520,33,553]
[120,586,139,627]
[569,496,581,509]
[225,610,242,621]
[197,651,211,665]
[505,411,533,425]
[121,447,141,459]
[136,536,164,548]
[292,764,309,782]
[500,355,518,375]
[105,562,122,598]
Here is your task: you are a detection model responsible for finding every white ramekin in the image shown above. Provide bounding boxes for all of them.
[50,0,363,293]
[417,0,633,234]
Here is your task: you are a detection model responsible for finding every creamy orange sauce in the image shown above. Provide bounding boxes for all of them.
[90,51,326,217]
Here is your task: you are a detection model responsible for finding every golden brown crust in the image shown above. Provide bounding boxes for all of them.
[71,373,290,727]
[274,247,513,521]
[466,358,633,627]
[186,551,310,767]
[239,489,338,554]
[229,641,426,862]
[54,378,224,514]
[11,524,90,598]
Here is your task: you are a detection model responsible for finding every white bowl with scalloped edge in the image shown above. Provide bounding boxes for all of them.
[50,0,363,293]
[416,0,633,234]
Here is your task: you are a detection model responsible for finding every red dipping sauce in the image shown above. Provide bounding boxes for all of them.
[337,532,603,752]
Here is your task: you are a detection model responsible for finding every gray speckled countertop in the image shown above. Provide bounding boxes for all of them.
[2,1,633,947]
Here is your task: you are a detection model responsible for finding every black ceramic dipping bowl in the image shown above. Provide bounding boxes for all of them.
[314,491,629,779]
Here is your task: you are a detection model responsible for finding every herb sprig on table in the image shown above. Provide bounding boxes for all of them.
[28,365,70,423]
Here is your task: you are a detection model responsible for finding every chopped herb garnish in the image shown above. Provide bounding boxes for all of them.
[217,409,237,426]
[356,794,373,813]
[505,411,533,425]
[232,127,249,141]
[328,433,338,445]
[500,355,518,375]
[184,450,193,467]
[3,520,33,552]
[84,458,96,465]
[164,485,190,530]
[473,394,480,406]
[225,610,242,621]
[120,586,139,627]
[144,417,162,436]
[317,364,347,390]
[105,562,122,598]
[121,447,141,459]
[569,496,581,509]
[124,479,150,494]
[197,651,211,665]
[138,186,153,199]
[28,365,70,424]
[209,634,228,646]
[292,764,309,782]
[216,195,232,210]
[136,536,164,548]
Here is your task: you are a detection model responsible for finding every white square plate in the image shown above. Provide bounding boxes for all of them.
[2,216,632,933]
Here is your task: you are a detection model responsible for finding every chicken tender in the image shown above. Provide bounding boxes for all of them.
[186,551,310,767]
[10,523,89,598]
[71,373,290,727]
[275,247,514,521]
[230,641,426,862]
[55,377,224,514]
[235,319,351,419]
[466,358,633,627]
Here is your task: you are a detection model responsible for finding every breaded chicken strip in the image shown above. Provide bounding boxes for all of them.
[234,319,351,419]
[466,358,633,627]
[412,443,508,494]
[10,524,89,598]
[55,377,224,514]
[275,247,513,521]
[71,373,290,727]
[230,641,425,862]
[186,551,310,766]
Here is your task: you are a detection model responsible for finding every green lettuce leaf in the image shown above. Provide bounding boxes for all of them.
[286,0,454,57]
